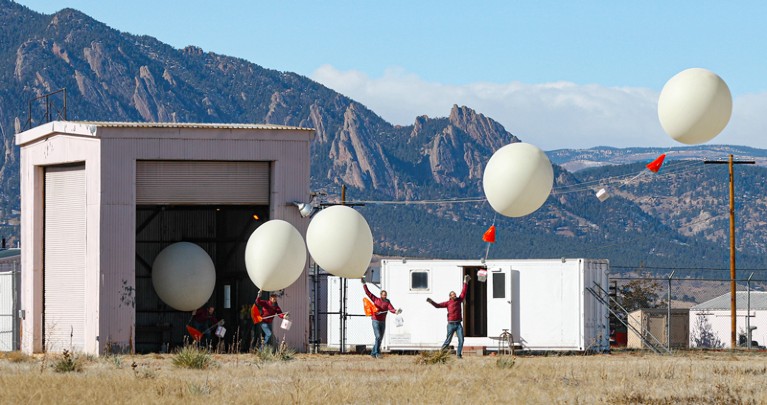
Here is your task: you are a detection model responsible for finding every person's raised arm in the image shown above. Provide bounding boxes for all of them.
[429,298,448,308]
[362,283,376,301]
[459,275,470,300]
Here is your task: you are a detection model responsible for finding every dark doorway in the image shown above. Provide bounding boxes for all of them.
[134,205,268,353]
[462,266,487,337]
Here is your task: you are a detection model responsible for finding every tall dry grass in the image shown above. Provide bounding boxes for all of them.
[0,350,766,404]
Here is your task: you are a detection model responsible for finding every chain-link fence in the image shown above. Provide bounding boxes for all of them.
[609,268,767,351]
[313,265,767,353]
[309,264,380,354]
[0,259,20,352]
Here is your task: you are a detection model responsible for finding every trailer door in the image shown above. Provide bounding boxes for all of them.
[487,267,513,339]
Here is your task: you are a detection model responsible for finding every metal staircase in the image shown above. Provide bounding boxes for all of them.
[586,282,671,355]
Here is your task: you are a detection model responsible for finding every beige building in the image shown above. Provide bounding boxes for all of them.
[627,308,689,349]
[16,121,313,355]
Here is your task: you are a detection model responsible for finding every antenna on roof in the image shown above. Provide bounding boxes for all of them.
[25,88,67,130]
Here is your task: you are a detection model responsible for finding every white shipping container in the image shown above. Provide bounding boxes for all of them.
[377,258,610,353]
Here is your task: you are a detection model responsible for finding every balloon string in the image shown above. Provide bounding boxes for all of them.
[616,171,646,190]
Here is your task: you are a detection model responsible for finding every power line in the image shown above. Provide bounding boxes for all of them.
[611,265,767,271]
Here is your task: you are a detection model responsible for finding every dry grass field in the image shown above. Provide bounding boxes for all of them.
[1,349,766,404]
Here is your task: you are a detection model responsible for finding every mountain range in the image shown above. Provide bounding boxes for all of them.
[1,0,766,276]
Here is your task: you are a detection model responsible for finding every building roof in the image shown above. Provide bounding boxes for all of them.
[16,120,314,146]
[0,248,20,259]
[691,291,767,311]
[71,121,314,131]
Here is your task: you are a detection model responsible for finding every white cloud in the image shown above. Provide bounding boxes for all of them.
[311,64,767,151]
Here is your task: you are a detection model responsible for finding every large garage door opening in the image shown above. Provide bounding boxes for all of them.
[135,205,269,353]
[134,160,271,353]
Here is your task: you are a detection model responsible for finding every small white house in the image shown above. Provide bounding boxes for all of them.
[340,258,611,353]
[689,291,767,348]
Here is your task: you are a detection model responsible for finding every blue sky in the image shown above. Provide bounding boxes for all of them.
[14,1,767,150]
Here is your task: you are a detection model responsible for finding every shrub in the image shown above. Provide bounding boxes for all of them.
[253,341,295,362]
[172,345,212,369]
[496,356,516,369]
[415,349,452,365]
[53,349,83,373]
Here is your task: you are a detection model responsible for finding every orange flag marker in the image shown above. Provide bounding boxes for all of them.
[363,298,376,317]
[482,225,496,243]
[186,325,203,342]
[646,153,666,173]
[251,304,263,324]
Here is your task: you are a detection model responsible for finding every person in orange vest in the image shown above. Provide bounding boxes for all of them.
[240,303,262,352]
[361,276,401,358]
[427,275,470,358]
[256,291,287,349]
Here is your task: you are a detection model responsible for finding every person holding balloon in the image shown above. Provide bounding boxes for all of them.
[361,277,402,359]
[191,305,218,346]
[256,291,287,349]
[426,275,470,358]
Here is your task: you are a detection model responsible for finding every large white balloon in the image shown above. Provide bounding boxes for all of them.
[482,142,554,218]
[152,242,216,311]
[306,205,373,278]
[658,68,732,145]
[245,220,307,291]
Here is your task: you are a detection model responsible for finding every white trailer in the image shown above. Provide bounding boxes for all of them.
[379,258,610,353]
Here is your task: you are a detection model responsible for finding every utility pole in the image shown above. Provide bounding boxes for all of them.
[704,154,755,349]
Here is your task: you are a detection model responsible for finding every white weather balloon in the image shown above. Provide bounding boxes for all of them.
[482,142,554,218]
[152,242,216,311]
[245,220,307,291]
[306,205,373,278]
[658,68,732,145]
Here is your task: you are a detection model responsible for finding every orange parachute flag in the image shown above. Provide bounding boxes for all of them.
[482,225,496,243]
[646,153,666,173]
[251,304,263,324]
[186,325,203,342]
[363,298,377,317]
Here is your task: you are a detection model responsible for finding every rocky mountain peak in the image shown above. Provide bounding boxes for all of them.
[448,104,518,150]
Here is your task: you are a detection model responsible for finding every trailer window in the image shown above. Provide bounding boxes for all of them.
[492,273,505,298]
[410,270,429,291]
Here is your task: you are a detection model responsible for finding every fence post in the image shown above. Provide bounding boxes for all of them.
[10,260,20,351]
[339,278,346,353]
[667,271,674,351]
[747,272,754,349]
[309,262,318,354]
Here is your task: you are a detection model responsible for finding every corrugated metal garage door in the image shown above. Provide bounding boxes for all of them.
[136,161,270,205]
[44,164,87,352]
